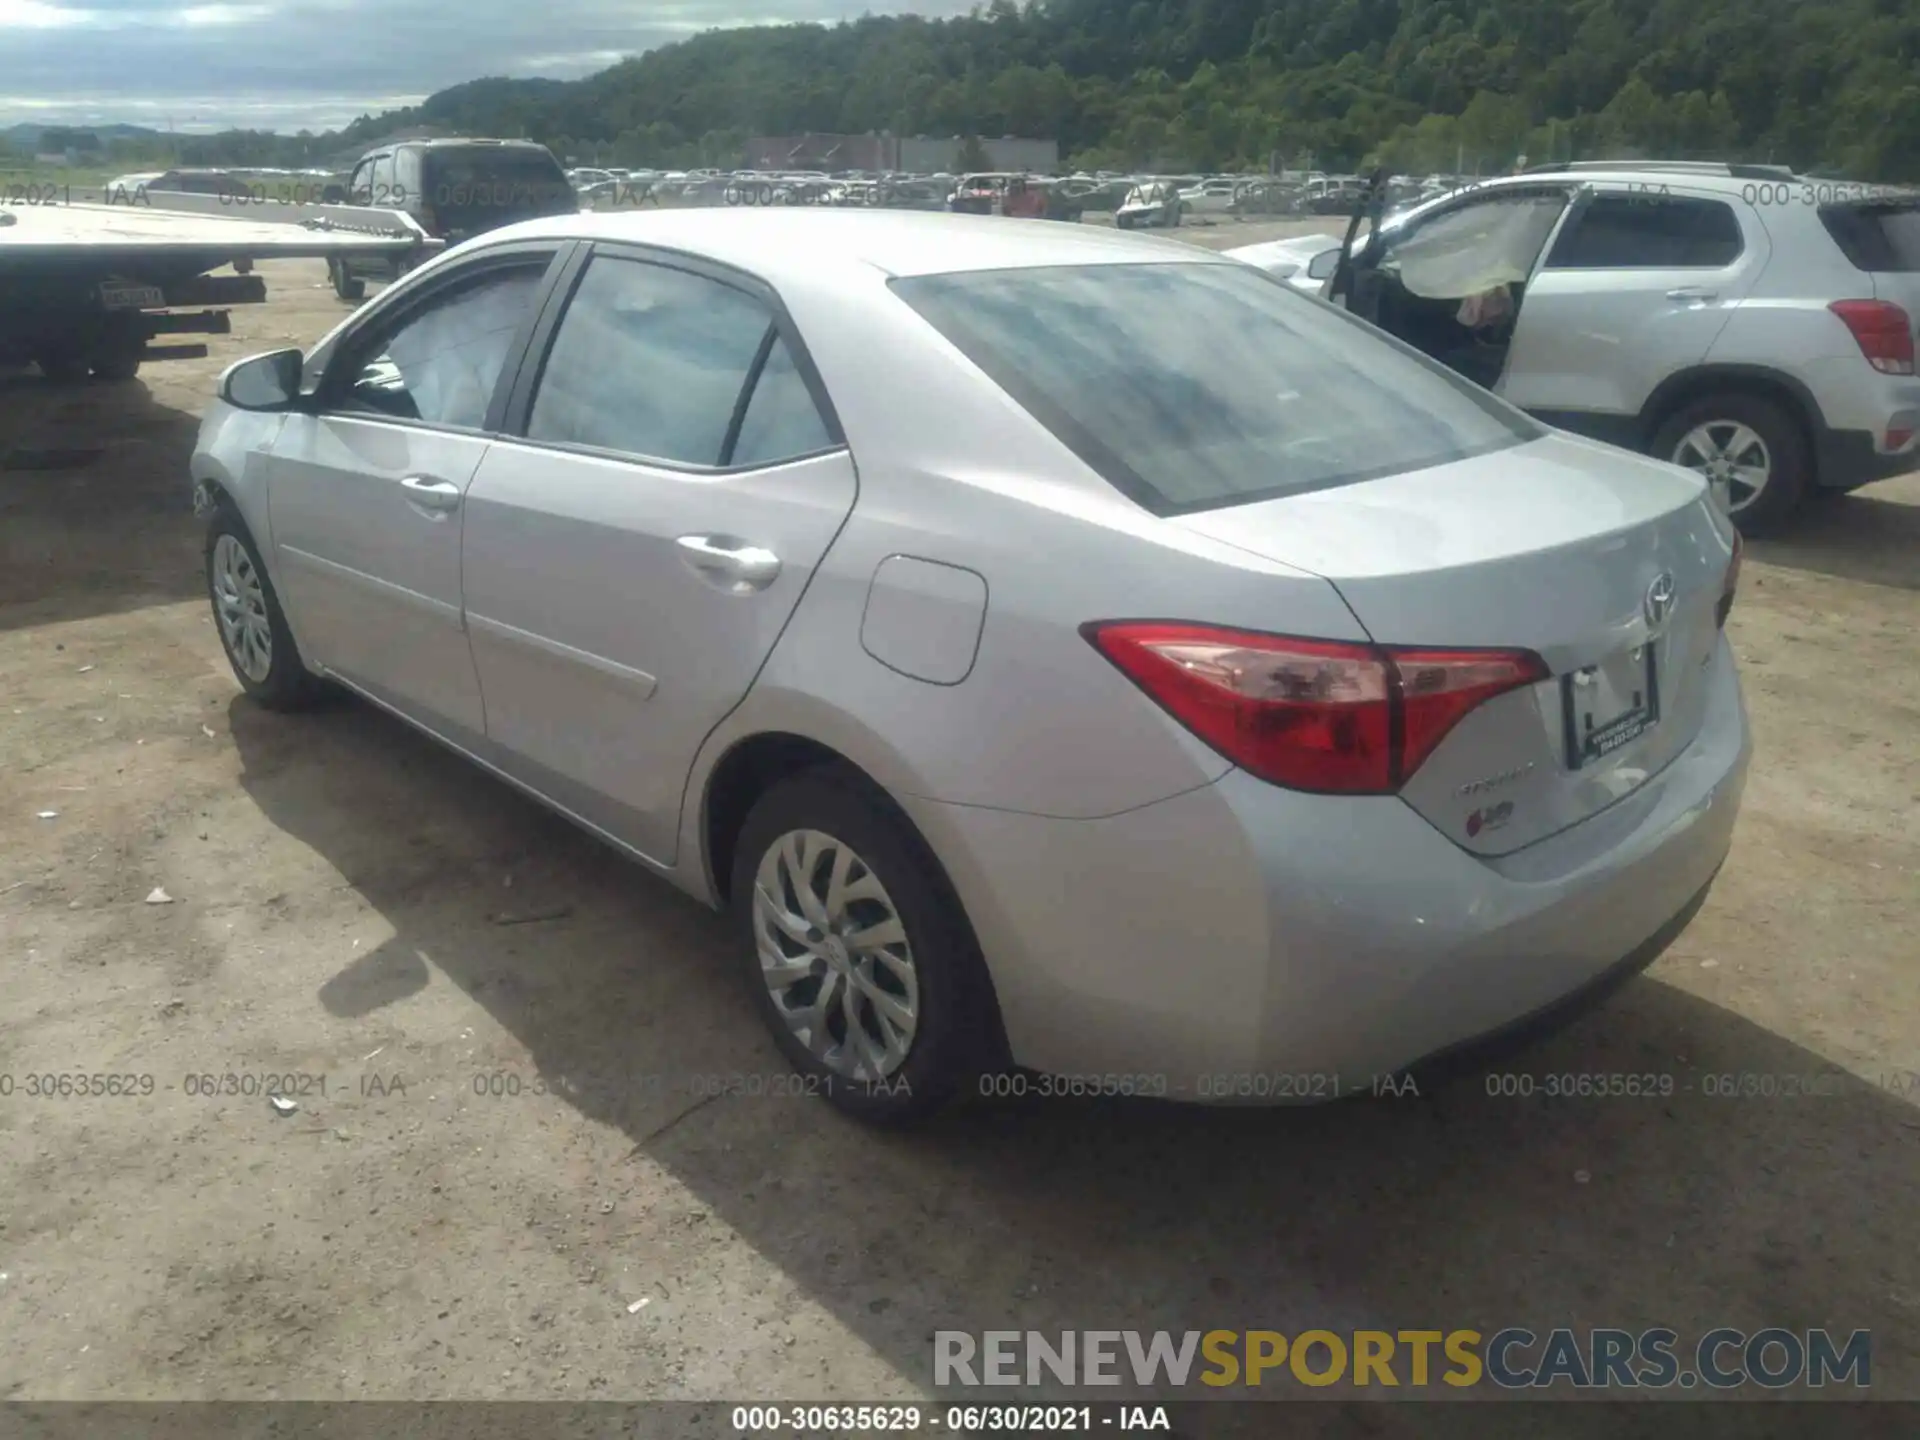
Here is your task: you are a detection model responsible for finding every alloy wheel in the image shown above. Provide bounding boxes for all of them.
[751,828,919,1081]
[1673,421,1771,515]
[211,533,273,682]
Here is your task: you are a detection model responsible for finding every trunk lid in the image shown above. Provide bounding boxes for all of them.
[1175,433,1735,856]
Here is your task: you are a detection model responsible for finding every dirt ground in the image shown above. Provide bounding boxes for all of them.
[1,235,1917,1420]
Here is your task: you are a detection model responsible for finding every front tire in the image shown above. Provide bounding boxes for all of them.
[731,769,998,1124]
[1650,392,1809,535]
[205,504,325,710]
[35,344,89,384]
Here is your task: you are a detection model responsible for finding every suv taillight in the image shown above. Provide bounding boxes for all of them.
[1083,622,1548,795]
[1829,300,1916,375]
[1717,532,1742,629]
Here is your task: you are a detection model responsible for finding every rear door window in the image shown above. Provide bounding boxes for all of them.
[1546,195,1745,268]
[730,336,834,467]
[526,256,779,466]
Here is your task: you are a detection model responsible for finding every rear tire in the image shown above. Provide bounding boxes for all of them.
[329,258,366,302]
[730,768,999,1125]
[1650,392,1809,535]
[205,502,326,711]
[89,318,143,381]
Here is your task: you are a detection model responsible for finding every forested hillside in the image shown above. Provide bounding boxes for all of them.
[195,0,1920,178]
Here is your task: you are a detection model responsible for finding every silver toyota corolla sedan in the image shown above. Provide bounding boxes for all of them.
[192,209,1750,1123]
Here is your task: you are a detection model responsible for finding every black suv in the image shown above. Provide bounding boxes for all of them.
[327,138,577,299]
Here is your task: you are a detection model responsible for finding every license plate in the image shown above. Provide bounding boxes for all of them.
[1563,643,1659,769]
[99,281,165,310]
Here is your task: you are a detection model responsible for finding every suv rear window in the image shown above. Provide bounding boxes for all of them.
[892,262,1538,515]
[1820,202,1920,273]
[421,147,572,217]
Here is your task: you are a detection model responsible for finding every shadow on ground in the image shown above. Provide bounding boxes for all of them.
[222,690,1920,1427]
[1746,486,1920,592]
[0,370,205,630]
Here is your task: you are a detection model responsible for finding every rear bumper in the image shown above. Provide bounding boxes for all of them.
[1793,357,1920,490]
[911,636,1750,1096]
[1815,424,1920,490]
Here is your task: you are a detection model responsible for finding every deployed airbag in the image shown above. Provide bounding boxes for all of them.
[1384,194,1568,299]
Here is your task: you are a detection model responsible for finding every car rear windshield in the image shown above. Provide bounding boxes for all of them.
[1820,201,1920,273]
[422,148,572,214]
[890,262,1539,514]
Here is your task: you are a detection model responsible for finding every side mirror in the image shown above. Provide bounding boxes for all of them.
[219,348,303,411]
[1307,251,1338,281]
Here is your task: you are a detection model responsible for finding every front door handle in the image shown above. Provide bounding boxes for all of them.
[1667,287,1718,303]
[676,534,781,593]
[400,475,461,515]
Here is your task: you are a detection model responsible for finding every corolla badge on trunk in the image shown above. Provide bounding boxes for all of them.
[1644,571,1677,628]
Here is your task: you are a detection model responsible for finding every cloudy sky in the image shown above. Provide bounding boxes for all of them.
[0,0,976,133]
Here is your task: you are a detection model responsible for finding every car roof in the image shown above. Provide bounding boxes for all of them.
[486,208,1229,281]
[1463,167,1786,197]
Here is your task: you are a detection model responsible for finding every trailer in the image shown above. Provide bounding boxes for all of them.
[0,192,441,383]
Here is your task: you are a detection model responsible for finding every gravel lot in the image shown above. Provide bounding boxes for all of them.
[1,234,1917,1417]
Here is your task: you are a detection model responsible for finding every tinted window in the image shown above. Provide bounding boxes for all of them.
[339,264,545,428]
[1820,202,1920,273]
[1546,196,1744,268]
[422,146,573,224]
[893,262,1537,515]
[731,336,833,467]
[528,256,772,466]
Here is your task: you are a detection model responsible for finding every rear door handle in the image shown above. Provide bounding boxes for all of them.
[676,534,781,593]
[1667,287,1718,303]
[400,475,461,515]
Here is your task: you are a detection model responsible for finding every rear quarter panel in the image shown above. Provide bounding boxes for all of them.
[678,262,1373,871]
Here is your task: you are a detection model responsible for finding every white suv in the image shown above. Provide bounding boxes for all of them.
[1249,161,1920,531]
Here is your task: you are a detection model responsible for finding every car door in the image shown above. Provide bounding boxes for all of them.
[264,243,564,741]
[1335,184,1572,379]
[1499,185,1767,422]
[459,246,858,864]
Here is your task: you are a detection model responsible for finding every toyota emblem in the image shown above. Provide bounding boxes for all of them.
[1644,571,1677,627]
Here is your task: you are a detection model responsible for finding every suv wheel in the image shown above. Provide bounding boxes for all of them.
[34,343,90,384]
[730,768,999,1125]
[1651,393,1809,534]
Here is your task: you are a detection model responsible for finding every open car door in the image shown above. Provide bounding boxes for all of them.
[1327,181,1584,393]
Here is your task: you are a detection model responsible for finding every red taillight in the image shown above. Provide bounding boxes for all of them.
[1716,532,1742,628]
[1083,622,1547,795]
[1829,300,1915,375]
